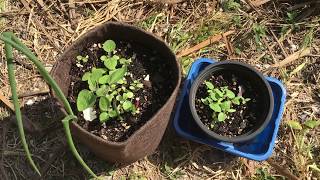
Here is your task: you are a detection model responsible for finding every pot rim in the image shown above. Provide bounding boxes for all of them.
[188,60,274,143]
[51,21,181,146]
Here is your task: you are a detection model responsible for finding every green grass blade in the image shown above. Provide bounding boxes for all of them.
[3,32,41,176]
[62,115,98,178]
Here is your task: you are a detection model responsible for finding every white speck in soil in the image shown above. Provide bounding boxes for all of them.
[144,74,150,81]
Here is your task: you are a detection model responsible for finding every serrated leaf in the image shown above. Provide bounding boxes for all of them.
[99,75,110,84]
[82,72,91,81]
[287,120,302,130]
[99,112,109,123]
[103,40,116,53]
[304,120,320,129]
[209,103,221,112]
[220,101,231,111]
[104,56,118,70]
[218,112,227,121]
[123,101,133,111]
[205,81,214,89]
[77,89,96,111]
[108,66,127,85]
[225,89,235,99]
[99,96,110,111]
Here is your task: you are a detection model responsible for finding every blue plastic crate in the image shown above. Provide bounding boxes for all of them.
[173,58,286,161]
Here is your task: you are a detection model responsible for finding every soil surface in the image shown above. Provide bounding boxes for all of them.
[195,73,259,137]
[67,40,175,142]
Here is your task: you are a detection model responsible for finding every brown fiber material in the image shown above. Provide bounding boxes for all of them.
[50,22,181,164]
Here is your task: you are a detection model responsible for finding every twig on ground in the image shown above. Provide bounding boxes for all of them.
[177,31,235,58]
[0,91,15,111]
[222,33,234,57]
[244,0,262,15]
[271,48,311,68]
[17,89,50,99]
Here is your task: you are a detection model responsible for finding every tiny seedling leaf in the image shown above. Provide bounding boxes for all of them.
[218,112,227,122]
[220,101,231,111]
[96,85,108,97]
[77,89,96,111]
[304,120,320,129]
[109,110,118,118]
[82,72,91,81]
[104,56,118,70]
[214,89,224,97]
[99,96,110,111]
[100,55,108,61]
[228,108,236,113]
[287,120,302,130]
[99,75,110,84]
[209,103,221,112]
[99,112,109,123]
[225,89,236,99]
[205,81,214,89]
[109,66,127,85]
[103,40,116,53]
[125,92,134,99]
[123,101,133,111]
[232,97,241,105]
[91,68,105,82]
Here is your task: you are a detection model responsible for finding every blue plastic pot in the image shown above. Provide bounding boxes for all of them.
[173,58,286,161]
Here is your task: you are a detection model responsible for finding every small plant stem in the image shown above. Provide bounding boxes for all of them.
[62,115,98,178]
[3,32,41,176]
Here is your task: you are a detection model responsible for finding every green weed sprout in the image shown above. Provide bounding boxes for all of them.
[201,81,250,127]
[0,32,97,178]
[76,40,143,123]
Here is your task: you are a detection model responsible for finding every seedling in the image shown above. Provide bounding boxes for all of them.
[77,40,144,123]
[77,55,89,63]
[201,81,250,127]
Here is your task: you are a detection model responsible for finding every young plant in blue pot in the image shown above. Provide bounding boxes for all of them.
[189,61,274,143]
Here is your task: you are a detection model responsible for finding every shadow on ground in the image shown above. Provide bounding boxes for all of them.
[0,95,238,180]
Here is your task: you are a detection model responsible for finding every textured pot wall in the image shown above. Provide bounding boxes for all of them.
[51,22,181,163]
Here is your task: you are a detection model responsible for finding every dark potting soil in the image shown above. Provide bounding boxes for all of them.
[195,73,259,137]
[67,40,175,142]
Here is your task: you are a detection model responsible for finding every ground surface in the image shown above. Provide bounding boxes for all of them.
[0,0,319,179]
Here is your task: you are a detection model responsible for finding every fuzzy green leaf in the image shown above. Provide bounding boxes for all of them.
[104,56,118,70]
[82,72,91,81]
[287,120,302,130]
[205,81,214,89]
[304,120,320,129]
[77,89,96,111]
[209,103,221,112]
[108,66,127,85]
[99,112,109,123]
[98,75,110,84]
[220,101,231,111]
[218,112,227,122]
[99,96,110,111]
[103,40,116,53]
[123,101,133,111]
[225,89,235,99]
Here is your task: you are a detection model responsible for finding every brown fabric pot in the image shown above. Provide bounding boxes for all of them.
[51,22,181,164]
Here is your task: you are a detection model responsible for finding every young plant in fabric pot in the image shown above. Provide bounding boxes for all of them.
[51,22,181,164]
[189,61,274,143]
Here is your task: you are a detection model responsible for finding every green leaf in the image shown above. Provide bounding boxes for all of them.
[100,55,108,61]
[109,110,118,118]
[108,66,127,85]
[104,56,118,70]
[77,55,82,61]
[99,96,110,111]
[205,81,214,89]
[103,40,116,53]
[228,108,236,113]
[210,92,217,101]
[96,85,108,97]
[232,97,241,105]
[82,72,91,81]
[77,89,96,111]
[220,101,231,111]
[209,103,221,112]
[225,89,235,99]
[125,92,134,99]
[99,112,109,123]
[91,68,105,82]
[304,120,320,129]
[287,120,302,130]
[98,75,110,84]
[136,83,143,88]
[123,101,133,111]
[88,79,97,91]
[214,89,224,97]
[218,112,227,121]
[290,63,306,76]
